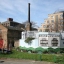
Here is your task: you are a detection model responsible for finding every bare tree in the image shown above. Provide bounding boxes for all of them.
[58,19,63,32]
[49,19,63,32]
[22,21,39,28]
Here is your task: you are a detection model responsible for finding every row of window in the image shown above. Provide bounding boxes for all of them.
[40,38,58,46]
[43,24,63,29]
[48,14,63,19]
[2,23,10,26]
[45,19,63,25]
[40,41,58,46]
[40,40,64,47]
[43,24,54,28]
[40,43,58,46]
[39,34,59,37]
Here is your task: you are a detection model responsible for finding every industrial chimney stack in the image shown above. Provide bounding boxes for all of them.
[26,3,32,31]
[28,3,30,23]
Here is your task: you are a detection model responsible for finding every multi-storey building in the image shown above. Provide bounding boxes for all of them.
[38,11,64,32]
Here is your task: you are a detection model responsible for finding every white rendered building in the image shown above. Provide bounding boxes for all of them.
[19,31,64,49]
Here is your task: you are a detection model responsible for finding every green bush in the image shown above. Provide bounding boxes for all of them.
[54,48,60,53]
[17,47,64,54]
[16,47,21,51]
[27,47,35,51]
[60,48,64,53]
[48,48,54,53]
[35,47,44,52]
[43,50,48,54]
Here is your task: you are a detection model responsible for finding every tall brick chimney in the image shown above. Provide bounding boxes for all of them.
[26,3,32,31]
[28,3,30,23]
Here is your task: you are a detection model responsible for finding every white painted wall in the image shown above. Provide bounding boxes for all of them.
[19,39,39,48]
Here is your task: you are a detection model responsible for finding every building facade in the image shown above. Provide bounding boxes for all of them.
[0,18,24,50]
[19,31,64,49]
[38,11,64,32]
[0,18,37,50]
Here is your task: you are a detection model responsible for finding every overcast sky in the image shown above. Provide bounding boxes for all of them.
[0,0,64,26]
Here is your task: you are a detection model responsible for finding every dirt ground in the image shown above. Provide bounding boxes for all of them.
[0,58,57,64]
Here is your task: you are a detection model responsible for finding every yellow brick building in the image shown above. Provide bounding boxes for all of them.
[38,11,64,32]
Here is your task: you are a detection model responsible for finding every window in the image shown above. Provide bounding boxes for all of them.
[60,20,63,22]
[61,33,64,39]
[51,20,54,23]
[28,32,34,36]
[25,33,27,38]
[47,21,49,23]
[39,35,47,37]
[48,35,50,37]
[40,43,48,46]
[7,23,10,26]
[60,14,63,18]
[43,25,46,28]
[63,42,64,44]
[39,34,42,37]
[46,35,47,37]
[39,35,41,37]
[27,32,35,37]
[48,16,50,18]
[51,16,54,18]
[6,23,7,26]
[52,24,54,27]
[42,38,46,40]
[51,38,58,46]
[47,25,49,28]
[39,29,42,32]
[22,34,24,39]
[40,38,48,46]
[39,35,40,37]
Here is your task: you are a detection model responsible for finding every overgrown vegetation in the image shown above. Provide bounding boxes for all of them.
[18,46,64,54]
[25,37,35,43]
[0,49,64,63]
[0,47,64,64]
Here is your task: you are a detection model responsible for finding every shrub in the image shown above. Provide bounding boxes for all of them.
[16,47,21,51]
[60,48,64,53]
[35,47,44,53]
[43,50,48,54]
[54,48,60,53]
[48,48,54,53]
[27,47,35,51]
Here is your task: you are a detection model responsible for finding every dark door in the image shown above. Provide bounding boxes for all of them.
[11,41,14,47]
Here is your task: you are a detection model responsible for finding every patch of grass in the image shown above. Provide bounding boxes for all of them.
[0,49,64,63]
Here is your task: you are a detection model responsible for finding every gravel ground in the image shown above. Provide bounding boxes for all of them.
[0,59,57,64]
